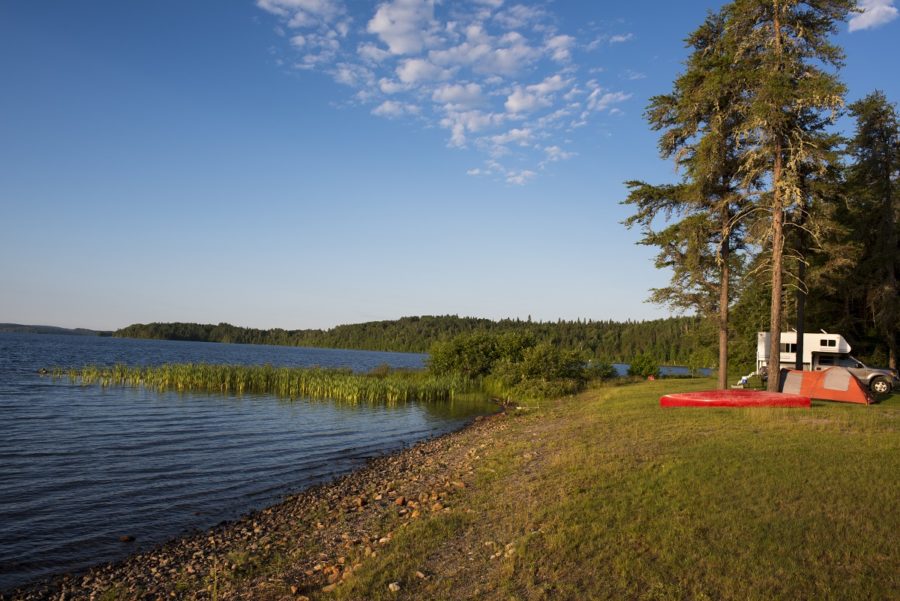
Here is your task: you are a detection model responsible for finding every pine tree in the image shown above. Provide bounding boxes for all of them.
[724,0,853,390]
[846,91,900,368]
[623,10,751,389]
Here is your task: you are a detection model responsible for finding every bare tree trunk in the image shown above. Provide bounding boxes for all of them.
[719,210,730,390]
[769,153,785,392]
[767,1,785,393]
[795,200,808,370]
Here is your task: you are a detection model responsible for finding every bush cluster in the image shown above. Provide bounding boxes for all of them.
[428,333,616,402]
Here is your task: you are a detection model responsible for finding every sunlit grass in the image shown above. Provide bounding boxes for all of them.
[333,379,899,600]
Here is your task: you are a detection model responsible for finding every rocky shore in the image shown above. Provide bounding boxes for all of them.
[2,410,510,601]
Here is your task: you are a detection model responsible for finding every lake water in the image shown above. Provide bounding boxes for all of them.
[0,333,496,592]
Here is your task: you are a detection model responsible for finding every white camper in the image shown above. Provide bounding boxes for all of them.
[756,331,898,394]
[756,331,851,374]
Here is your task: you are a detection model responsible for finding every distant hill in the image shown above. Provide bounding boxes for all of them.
[0,323,112,336]
[114,315,707,364]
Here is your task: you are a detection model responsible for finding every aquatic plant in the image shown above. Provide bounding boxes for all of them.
[52,363,480,405]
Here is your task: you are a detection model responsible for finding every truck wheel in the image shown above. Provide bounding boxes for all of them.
[870,377,892,395]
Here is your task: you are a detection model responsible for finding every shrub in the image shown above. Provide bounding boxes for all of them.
[628,354,659,378]
[585,360,618,381]
[428,333,500,378]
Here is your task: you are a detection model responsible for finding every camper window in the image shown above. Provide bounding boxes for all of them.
[780,343,797,353]
[820,339,836,347]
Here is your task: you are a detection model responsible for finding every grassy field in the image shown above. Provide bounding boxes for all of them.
[332,378,899,600]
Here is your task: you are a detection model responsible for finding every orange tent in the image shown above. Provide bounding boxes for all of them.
[779,367,874,405]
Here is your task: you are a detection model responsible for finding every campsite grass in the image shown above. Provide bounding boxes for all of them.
[332,378,899,600]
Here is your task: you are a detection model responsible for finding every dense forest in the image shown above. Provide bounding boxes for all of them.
[115,316,708,366]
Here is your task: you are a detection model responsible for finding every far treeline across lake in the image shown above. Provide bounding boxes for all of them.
[114,312,894,373]
[115,316,715,368]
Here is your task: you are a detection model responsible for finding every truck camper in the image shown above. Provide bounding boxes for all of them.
[756,331,898,394]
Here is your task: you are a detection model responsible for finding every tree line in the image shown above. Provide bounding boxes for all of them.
[114,315,707,365]
[623,0,898,390]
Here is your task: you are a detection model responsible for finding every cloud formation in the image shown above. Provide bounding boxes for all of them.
[258,0,634,183]
[849,0,898,31]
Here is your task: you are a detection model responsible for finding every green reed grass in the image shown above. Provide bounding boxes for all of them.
[52,363,480,405]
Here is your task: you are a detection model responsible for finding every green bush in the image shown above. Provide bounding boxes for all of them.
[428,333,500,378]
[585,360,618,381]
[430,333,588,401]
[628,354,659,378]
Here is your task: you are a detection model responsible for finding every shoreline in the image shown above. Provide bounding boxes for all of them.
[2,410,508,601]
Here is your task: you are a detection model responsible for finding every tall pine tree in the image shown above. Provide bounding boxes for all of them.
[846,91,900,368]
[624,10,750,389]
[724,0,852,390]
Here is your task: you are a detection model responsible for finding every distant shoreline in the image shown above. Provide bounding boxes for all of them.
[0,324,112,337]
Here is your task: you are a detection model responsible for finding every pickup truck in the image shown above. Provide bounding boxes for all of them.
[813,354,898,395]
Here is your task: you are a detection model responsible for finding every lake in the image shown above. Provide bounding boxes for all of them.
[0,333,496,592]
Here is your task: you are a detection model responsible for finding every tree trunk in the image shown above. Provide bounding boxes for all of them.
[795,201,808,370]
[767,1,785,393]
[719,209,730,390]
[768,147,785,392]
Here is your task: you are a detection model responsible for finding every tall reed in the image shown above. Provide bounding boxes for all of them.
[52,363,480,405]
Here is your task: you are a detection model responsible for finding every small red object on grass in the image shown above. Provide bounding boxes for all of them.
[660,389,810,408]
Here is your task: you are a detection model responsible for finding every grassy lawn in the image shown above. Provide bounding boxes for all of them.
[331,378,899,600]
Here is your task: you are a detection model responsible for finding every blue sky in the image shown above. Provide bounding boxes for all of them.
[1,1,897,331]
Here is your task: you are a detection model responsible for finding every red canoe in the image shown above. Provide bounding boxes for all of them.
[660,389,811,408]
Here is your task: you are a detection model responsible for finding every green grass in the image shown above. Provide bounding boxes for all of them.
[331,379,899,600]
[53,363,481,405]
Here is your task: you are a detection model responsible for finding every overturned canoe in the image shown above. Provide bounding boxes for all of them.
[660,389,811,408]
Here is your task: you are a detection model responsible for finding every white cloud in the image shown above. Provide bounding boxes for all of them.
[331,63,374,87]
[257,0,343,26]
[378,77,408,94]
[585,85,632,112]
[493,4,545,29]
[258,0,643,184]
[849,0,898,31]
[367,0,440,55]
[505,87,547,113]
[396,57,453,83]
[545,35,575,62]
[490,127,532,146]
[506,169,536,185]
[430,26,540,76]
[609,33,634,44]
[372,100,421,118]
[543,145,575,162]
[358,42,392,63]
[505,74,569,113]
[440,110,506,147]
[432,83,483,108]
